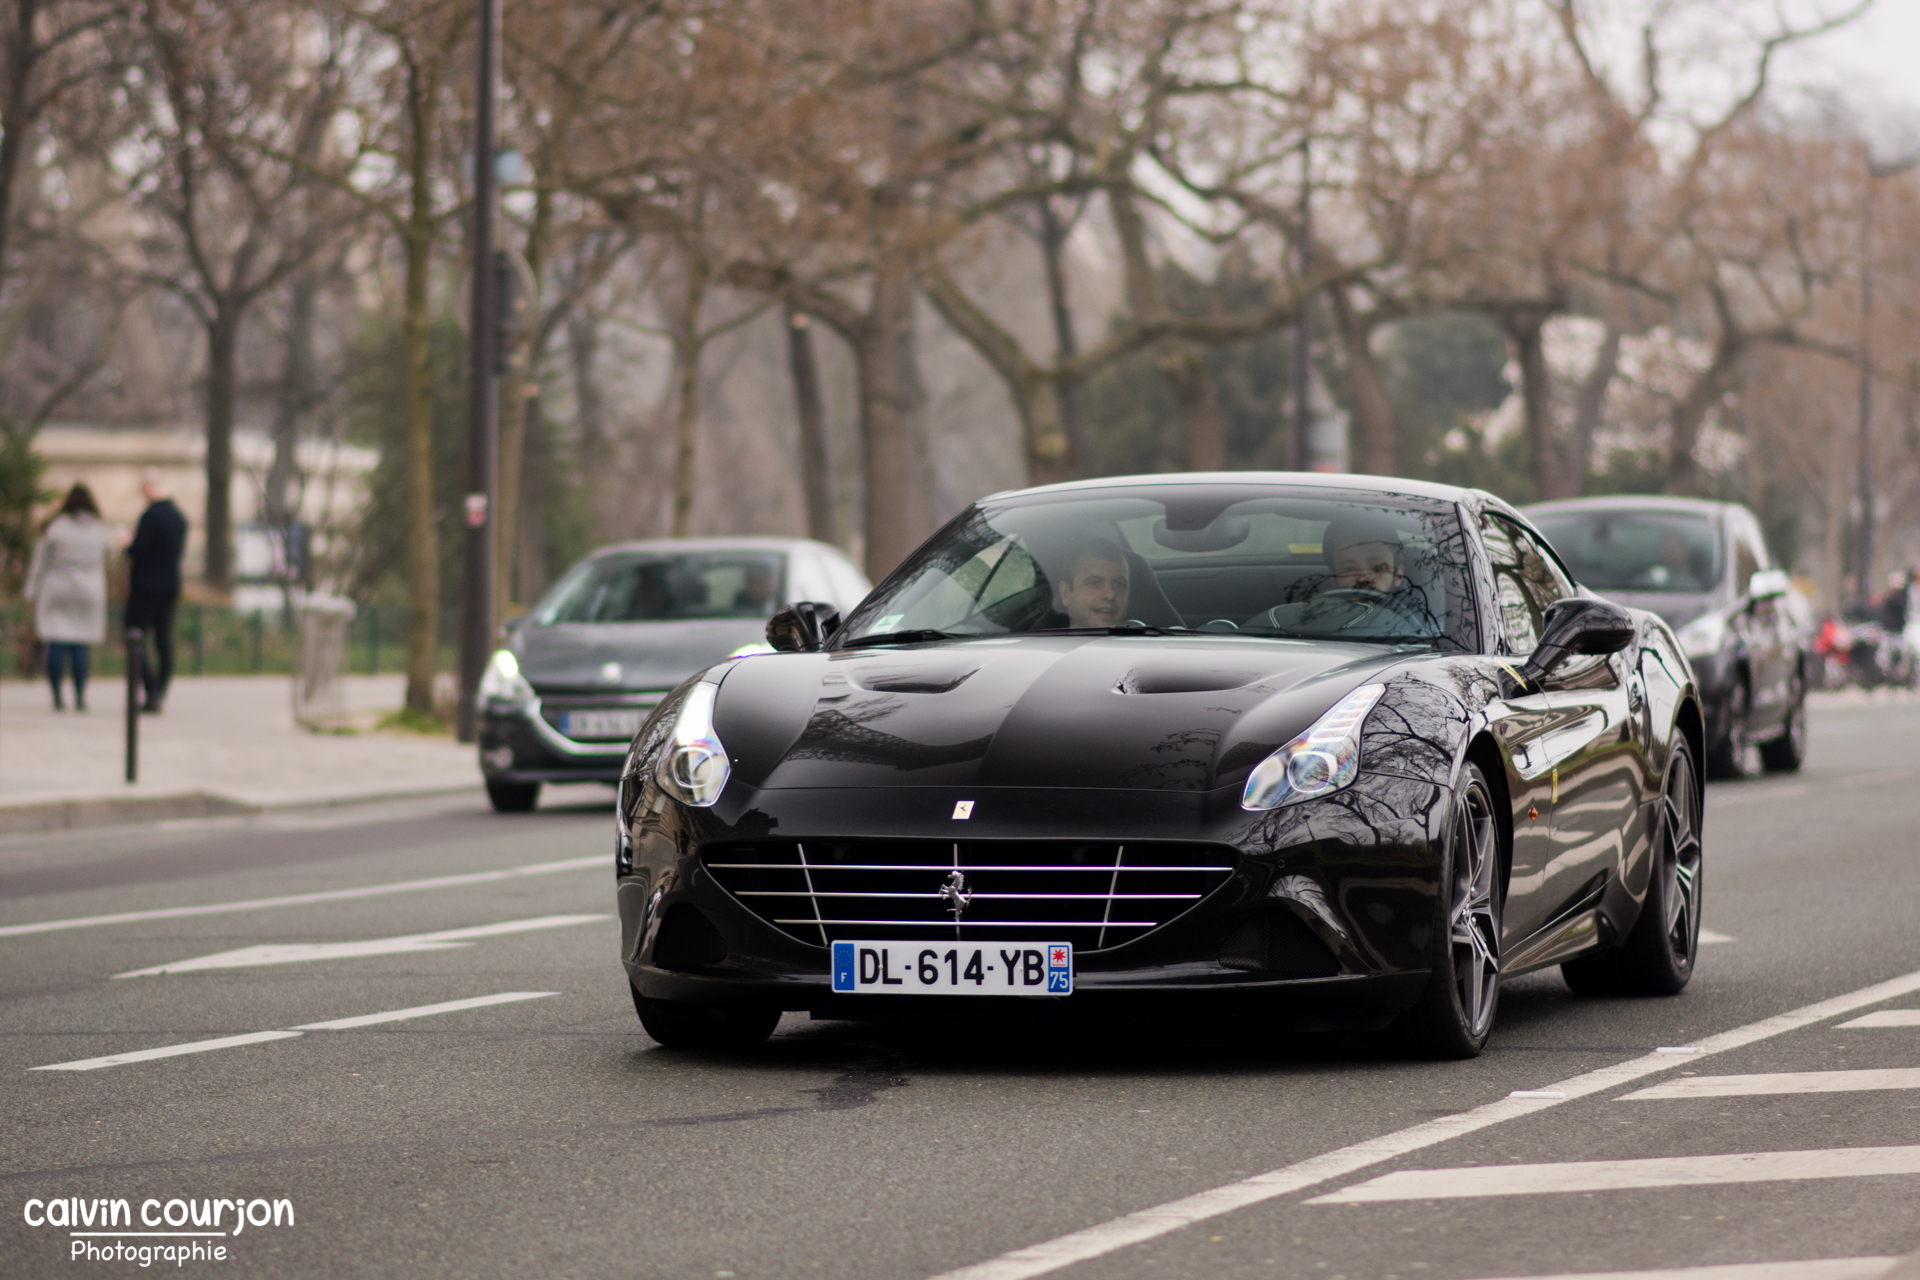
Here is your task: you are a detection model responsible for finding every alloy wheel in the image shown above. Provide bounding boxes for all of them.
[1450,781,1501,1037]
[1660,750,1704,967]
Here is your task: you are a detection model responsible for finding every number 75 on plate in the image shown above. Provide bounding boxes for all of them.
[831,942,1072,995]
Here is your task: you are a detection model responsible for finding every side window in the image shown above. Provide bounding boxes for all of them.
[1479,515,1573,655]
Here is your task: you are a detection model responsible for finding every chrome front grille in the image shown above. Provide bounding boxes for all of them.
[702,840,1235,952]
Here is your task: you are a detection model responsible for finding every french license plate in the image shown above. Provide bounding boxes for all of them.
[560,709,643,740]
[831,942,1072,995]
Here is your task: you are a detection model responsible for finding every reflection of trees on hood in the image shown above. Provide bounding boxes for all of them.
[1361,679,1468,782]
[789,699,993,770]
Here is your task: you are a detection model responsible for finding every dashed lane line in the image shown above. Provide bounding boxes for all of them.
[1842,1010,1920,1028]
[0,856,605,939]
[1306,1147,1920,1203]
[1460,1260,1897,1280]
[1622,1068,1920,1100]
[925,965,1920,1280]
[113,914,610,976]
[28,992,558,1071]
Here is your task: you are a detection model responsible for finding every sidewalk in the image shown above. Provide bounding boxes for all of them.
[0,674,478,835]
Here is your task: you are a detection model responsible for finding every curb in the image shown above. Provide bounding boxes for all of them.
[0,780,480,837]
[1885,1248,1920,1280]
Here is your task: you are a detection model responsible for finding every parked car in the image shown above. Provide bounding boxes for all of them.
[617,473,1705,1058]
[477,537,870,812]
[1523,496,1809,778]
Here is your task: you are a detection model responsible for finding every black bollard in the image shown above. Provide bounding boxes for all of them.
[125,626,142,784]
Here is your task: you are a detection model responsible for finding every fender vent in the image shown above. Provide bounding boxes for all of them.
[1218,911,1339,977]
[652,904,727,972]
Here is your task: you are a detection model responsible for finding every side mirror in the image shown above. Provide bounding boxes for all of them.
[497,615,526,642]
[767,602,841,653]
[1519,597,1636,687]
[1747,569,1790,601]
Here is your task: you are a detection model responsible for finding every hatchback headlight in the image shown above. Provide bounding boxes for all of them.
[1241,684,1386,811]
[655,682,731,807]
[478,648,535,706]
[1676,612,1728,659]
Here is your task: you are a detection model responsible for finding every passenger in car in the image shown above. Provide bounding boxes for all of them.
[1055,537,1132,629]
[1250,517,1435,636]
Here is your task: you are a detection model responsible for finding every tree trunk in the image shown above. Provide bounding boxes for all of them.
[1330,287,1398,477]
[566,306,608,540]
[266,274,318,531]
[517,387,546,603]
[494,340,526,610]
[786,307,835,544]
[1161,343,1226,472]
[401,225,438,715]
[1502,311,1571,501]
[202,308,240,591]
[1566,320,1623,494]
[1664,334,1744,497]
[1037,196,1087,477]
[0,0,43,299]
[856,264,926,579]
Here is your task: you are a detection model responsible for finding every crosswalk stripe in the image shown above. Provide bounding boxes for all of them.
[1623,1068,1920,1099]
[1841,1010,1920,1028]
[1460,1260,1896,1280]
[29,992,558,1070]
[1305,1146,1920,1203]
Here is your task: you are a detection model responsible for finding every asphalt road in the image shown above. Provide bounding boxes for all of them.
[3,698,1919,1280]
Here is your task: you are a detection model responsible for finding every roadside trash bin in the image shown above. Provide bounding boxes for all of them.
[293,595,357,730]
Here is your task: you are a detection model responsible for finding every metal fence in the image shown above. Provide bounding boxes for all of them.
[1,602,420,679]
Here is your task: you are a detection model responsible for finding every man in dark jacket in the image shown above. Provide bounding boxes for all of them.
[125,471,188,713]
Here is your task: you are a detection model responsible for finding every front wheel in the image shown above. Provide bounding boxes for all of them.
[1563,741,1704,997]
[631,985,780,1051]
[486,780,541,812]
[1381,763,1502,1059]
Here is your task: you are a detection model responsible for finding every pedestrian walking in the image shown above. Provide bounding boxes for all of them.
[24,483,114,711]
[125,470,187,714]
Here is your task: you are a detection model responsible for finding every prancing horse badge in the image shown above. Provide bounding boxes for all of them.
[951,800,974,820]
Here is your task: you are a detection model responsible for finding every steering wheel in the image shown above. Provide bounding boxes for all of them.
[1317,586,1390,606]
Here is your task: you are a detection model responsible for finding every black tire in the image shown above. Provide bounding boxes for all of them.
[1561,741,1704,997]
[630,984,780,1051]
[1703,680,1748,780]
[1380,763,1503,1060]
[1758,679,1807,773]
[486,780,541,813]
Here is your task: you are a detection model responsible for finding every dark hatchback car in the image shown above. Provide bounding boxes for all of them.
[1524,496,1809,778]
[477,537,870,812]
[616,474,1706,1059]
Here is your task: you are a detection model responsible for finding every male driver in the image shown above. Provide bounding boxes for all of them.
[1056,538,1131,629]
[125,470,188,713]
[1325,520,1408,596]
[1251,516,1431,635]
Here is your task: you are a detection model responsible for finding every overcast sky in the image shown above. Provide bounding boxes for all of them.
[1775,0,1920,149]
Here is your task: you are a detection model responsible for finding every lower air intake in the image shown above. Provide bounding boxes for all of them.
[702,840,1235,953]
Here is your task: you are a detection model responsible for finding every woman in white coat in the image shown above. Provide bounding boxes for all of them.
[25,483,115,710]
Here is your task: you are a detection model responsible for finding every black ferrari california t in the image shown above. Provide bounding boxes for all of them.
[615,474,1706,1058]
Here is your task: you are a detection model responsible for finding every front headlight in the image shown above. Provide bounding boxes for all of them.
[655,681,731,807]
[478,648,535,706]
[1676,612,1728,660]
[1242,684,1387,811]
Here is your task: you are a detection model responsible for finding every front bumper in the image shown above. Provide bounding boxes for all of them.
[616,770,1450,1023]
[479,698,642,784]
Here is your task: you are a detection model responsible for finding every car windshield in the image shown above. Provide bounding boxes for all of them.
[1530,511,1721,594]
[533,551,786,623]
[838,484,1476,649]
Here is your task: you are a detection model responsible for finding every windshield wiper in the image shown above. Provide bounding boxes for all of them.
[842,629,967,648]
[1030,624,1191,637]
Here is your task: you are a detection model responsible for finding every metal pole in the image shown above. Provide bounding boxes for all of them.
[369,605,379,677]
[1291,136,1312,473]
[457,0,500,745]
[125,627,142,784]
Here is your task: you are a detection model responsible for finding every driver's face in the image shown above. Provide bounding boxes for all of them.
[1327,540,1404,594]
[1059,556,1129,628]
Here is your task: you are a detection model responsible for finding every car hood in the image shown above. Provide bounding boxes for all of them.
[1589,590,1717,631]
[710,635,1415,793]
[513,620,767,694]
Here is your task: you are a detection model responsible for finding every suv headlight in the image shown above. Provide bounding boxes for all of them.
[1242,684,1386,812]
[1676,612,1728,660]
[478,648,535,706]
[655,681,731,807]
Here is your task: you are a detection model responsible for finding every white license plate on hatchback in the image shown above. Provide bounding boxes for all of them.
[560,709,644,740]
[830,942,1072,995]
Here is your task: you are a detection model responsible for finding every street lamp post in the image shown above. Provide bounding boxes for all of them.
[457,0,500,745]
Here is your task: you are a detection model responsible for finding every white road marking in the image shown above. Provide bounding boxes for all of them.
[1623,1068,1920,1099]
[113,915,608,977]
[29,991,557,1070]
[289,992,558,1030]
[0,855,605,939]
[924,965,1920,1280]
[1306,1146,1920,1203]
[1458,1259,1896,1280]
[1841,1009,1920,1028]
[1699,929,1736,944]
